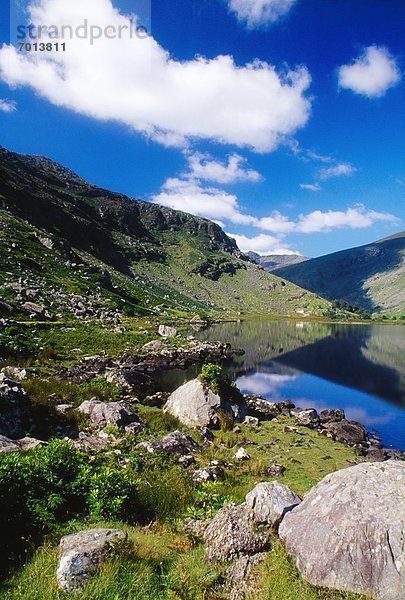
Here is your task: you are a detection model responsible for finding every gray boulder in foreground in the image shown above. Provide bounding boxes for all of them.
[245,481,301,527]
[279,461,405,600]
[163,378,247,428]
[78,399,139,429]
[57,528,127,592]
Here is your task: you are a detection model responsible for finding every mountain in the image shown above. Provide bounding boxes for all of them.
[247,252,309,271]
[274,233,405,314]
[0,146,329,320]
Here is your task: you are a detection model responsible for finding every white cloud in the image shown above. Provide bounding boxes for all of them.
[0,0,312,152]
[317,162,357,181]
[152,177,257,225]
[300,183,321,192]
[186,152,263,184]
[338,45,401,98]
[226,232,297,255]
[0,98,16,112]
[228,0,297,28]
[296,205,398,234]
[258,211,295,233]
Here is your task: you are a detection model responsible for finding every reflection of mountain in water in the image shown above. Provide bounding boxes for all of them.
[274,325,405,407]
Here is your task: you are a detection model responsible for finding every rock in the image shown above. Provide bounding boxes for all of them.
[243,416,259,427]
[178,454,196,468]
[138,430,198,456]
[0,373,33,438]
[22,301,52,319]
[142,392,170,408]
[245,482,301,527]
[0,434,21,453]
[319,408,345,423]
[244,395,281,420]
[78,399,139,429]
[57,528,127,592]
[0,301,12,315]
[184,518,212,539]
[279,461,405,600]
[290,408,320,428]
[264,462,286,477]
[158,325,177,338]
[324,419,367,445]
[226,553,266,600]
[163,378,247,429]
[142,340,165,352]
[70,432,113,452]
[124,421,144,435]
[17,437,46,451]
[1,366,32,380]
[204,504,271,563]
[235,447,250,460]
[199,426,214,442]
[189,468,218,483]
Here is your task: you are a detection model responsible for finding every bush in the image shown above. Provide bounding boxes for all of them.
[199,363,223,394]
[88,466,139,522]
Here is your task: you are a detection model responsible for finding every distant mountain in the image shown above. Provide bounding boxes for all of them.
[0,146,329,320]
[275,233,405,314]
[247,252,309,271]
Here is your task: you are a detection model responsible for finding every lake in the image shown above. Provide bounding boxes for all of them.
[160,320,405,451]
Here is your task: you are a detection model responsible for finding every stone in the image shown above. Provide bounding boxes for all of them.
[235,447,250,460]
[290,408,320,428]
[158,325,177,338]
[78,399,139,429]
[0,434,21,453]
[244,395,281,420]
[178,454,196,468]
[22,301,52,319]
[138,430,198,456]
[124,421,144,435]
[17,437,46,451]
[226,553,266,600]
[70,432,113,452]
[243,416,259,427]
[163,378,247,429]
[142,340,165,352]
[319,408,345,423]
[1,366,32,380]
[184,518,212,539]
[204,504,271,563]
[264,462,286,477]
[324,419,367,445]
[245,482,301,527]
[0,373,33,439]
[56,404,74,415]
[279,461,405,600]
[57,528,127,592]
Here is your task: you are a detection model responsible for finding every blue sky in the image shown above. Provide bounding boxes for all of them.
[0,0,404,257]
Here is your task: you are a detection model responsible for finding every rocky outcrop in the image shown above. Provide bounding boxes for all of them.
[226,553,266,600]
[0,433,46,453]
[319,408,345,423]
[204,504,271,563]
[138,430,198,456]
[279,461,405,600]
[323,419,367,445]
[78,399,140,429]
[163,379,248,429]
[245,482,301,527]
[158,325,177,338]
[244,395,282,420]
[290,408,320,428]
[57,528,127,592]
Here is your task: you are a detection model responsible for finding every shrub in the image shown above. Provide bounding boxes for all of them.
[199,363,223,394]
[88,466,140,522]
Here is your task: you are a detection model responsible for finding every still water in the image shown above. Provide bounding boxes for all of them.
[161,320,405,451]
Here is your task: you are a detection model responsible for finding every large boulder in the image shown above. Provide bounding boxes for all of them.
[57,528,127,592]
[245,482,301,527]
[163,378,247,429]
[204,504,271,563]
[138,430,199,456]
[244,395,281,420]
[290,408,320,428]
[279,461,405,600]
[78,399,139,429]
[319,408,345,423]
[324,419,367,445]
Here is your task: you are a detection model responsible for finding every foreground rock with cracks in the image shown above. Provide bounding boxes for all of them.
[57,528,127,592]
[279,460,405,600]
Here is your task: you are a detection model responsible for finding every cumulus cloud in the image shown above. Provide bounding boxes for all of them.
[338,46,401,98]
[226,232,297,255]
[317,162,357,180]
[227,0,297,28]
[152,177,257,225]
[0,98,16,112]
[0,0,311,152]
[300,183,321,192]
[295,205,398,234]
[186,152,263,184]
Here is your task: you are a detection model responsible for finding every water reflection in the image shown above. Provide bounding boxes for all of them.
[191,320,405,450]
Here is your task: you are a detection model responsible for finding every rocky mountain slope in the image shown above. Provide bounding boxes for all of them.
[274,233,405,314]
[0,146,329,320]
[247,252,309,271]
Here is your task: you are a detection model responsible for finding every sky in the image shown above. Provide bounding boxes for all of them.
[0,0,404,257]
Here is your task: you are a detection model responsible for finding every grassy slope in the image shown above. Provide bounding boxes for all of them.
[0,413,365,600]
[0,146,330,319]
[275,234,405,314]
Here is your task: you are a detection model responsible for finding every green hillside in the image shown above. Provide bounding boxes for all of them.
[0,146,329,320]
[275,233,405,314]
